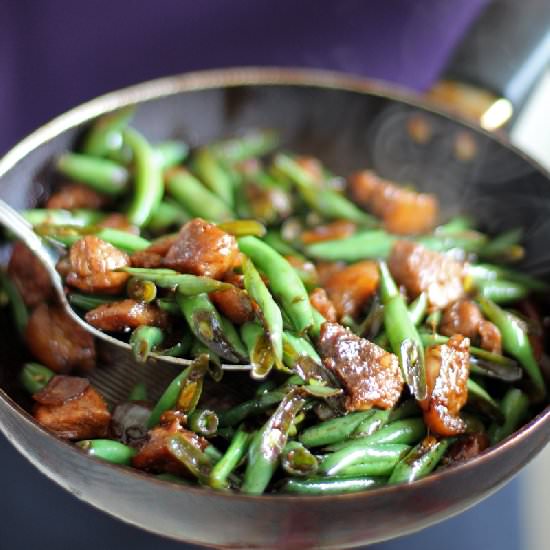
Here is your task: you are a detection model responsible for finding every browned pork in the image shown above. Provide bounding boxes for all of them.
[33,376,110,439]
[318,322,403,411]
[46,183,107,210]
[85,299,169,332]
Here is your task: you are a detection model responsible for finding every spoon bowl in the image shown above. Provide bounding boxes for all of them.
[0,68,548,548]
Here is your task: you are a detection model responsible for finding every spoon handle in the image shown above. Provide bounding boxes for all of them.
[0,199,65,298]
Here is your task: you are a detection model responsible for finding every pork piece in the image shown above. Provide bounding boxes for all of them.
[65,235,130,294]
[478,320,502,355]
[309,288,337,322]
[440,299,502,354]
[85,299,169,332]
[318,322,403,411]
[7,241,53,307]
[388,240,465,309]
[301,220,357,245]
[244,182,293,224]
[323,261,379,319]
[98,213,139,234]
[132,410,208,476]
[163,218,238,279]
[210,288,255,325]
[26,304,96,373]
[315,261,345,286]
[348,170,438,235]
[420,334,470,436]
[443,433,489,466]
[440,299,483,340]
[45,183,107,210]
[129,234,178,269]
[33,376,110,440]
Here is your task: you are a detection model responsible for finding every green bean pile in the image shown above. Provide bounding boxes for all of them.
[5,105,549,496]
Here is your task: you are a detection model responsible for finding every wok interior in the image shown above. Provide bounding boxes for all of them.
[1,82,550,451]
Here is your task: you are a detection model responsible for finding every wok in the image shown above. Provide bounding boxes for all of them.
[0,68,548,549]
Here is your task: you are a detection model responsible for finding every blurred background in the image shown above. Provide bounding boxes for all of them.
[0,0,549,548]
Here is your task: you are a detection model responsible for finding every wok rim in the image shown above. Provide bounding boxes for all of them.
[0,66,548,505]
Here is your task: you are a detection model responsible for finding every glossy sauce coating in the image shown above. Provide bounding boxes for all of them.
[349,170,438,235]
[25,304,96,373]
[388,240,464,309]
[163,218,238,279]
[318,322,403,411]
[420,334,470,436]
[85,299,169,332]
[33,376,111,440]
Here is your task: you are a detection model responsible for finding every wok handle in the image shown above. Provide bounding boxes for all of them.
[445,0,550,118]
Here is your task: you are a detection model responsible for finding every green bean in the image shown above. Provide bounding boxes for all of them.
[469,356,523,382]
[238,236,313,334]
[167,433,212,483]
[159,332,192,358]
[188,409,219,437]
[352,409,392,438]
[218,389,286,428]
[435,216,474,234]
[388,400,421,422]
[388,437,452,484]
[408,292,428,326]
[121,267,232,294]
[217,220,266,237]
[255,379,279,397]
[166,168,233,223]
[147,199,191,233]
[282,331,322,369]
[323,418,426,464]
[416,231,488,254]
[379,261,426,400]
[299,411,374,448]
[467,378,503,422]
[212,130,279,163]
[204,443,224,464]
[468,263,549,292]
[128,382,148,401]
[56,153,128,195]
[155,140,189,170]
[477,280,528,304]
[338,445,411,477]
[480,228,523,261]
[129,326,164,363]
[177,293,246,363]
[241,321,276,379]
[193,148,234,207]
[242,257,283,363]
[263,230,305,259]
[281,441,319,476]
[478,297,546,400]
[77,439,137,465]
[82,106,134,157]
[461,412,487,434]
[274,154,377,226]
[425,310,441,332]
[68,293,119,311]
[23,208,103,227]
[281,475,385,495]
[321,441,415,476]
[219,315,248,360]
[34,224,150,252]
[20,363,54,394]
[0,271,28,336]
[488,388,530,444]
[123,127,164,227]
[242,389,306,494]
[209,425,252,489]
[147,355,209,428]
[305,231,396,261]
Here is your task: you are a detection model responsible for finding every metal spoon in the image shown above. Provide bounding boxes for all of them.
[0,199,250,403]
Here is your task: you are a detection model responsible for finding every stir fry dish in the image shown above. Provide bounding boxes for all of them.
[3,107,548,496]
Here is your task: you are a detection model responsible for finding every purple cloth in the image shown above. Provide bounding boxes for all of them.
[0,0,488,153]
